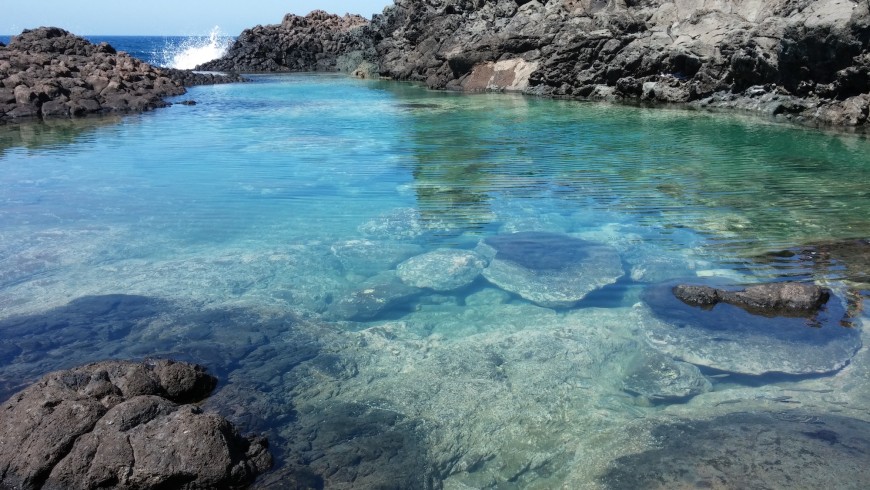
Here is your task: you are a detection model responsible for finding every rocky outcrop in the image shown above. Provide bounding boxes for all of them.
[0,27,241,123]
[673,281,831,317]
[371,0,870,127]
[0,359,271,489]
[197,10,377,75]
[204,1,870,128]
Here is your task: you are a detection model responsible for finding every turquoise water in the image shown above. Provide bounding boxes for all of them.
[1,74,870,488]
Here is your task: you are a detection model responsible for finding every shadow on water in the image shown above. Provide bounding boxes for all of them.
[0,293,439,488]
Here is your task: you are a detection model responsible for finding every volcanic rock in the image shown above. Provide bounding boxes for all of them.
[326,271,422,321]
[197,10,376,73]
[479,232,624,307]
[397,249,487,291]
[0,27,241,122]
[0,359,271,489]
[641,280,861,375]
[673,281,831,317]
[600,412,870,489]
[622,350,711,402]
[203,1,870,128]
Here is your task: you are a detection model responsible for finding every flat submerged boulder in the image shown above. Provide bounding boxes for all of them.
[397,249,487,291]
[600,411,870,489]
[479,232,624,308]
[0,359,271,489]
[640,280,862,375]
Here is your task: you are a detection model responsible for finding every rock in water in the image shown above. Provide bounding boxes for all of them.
[622,350,711,403]
[673,282,830,317]
[0,360,271,489]
[640,280,862,375]
[326,272,421,321]
[479,232,624,307]
[397,249,487,291]
[600,412,870,489]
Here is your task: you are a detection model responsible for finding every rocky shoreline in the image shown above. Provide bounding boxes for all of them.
[202,1,870,129]
[0,27,242,123]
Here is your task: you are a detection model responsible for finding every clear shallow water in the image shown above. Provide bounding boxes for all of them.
[1,74,869,488]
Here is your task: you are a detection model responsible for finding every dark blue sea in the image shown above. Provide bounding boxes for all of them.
[1,31,233,69]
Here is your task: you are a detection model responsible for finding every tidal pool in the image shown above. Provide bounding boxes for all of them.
[1,74,868,488]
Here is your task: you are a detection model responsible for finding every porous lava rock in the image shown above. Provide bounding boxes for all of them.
[673,281,831,317]
[0,359,271,489]
[641,279,861,375]
[0,27,241,122]
[197,10,376,74]
[203,1,870,128]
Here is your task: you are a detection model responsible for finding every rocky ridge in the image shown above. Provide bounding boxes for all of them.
[201,1,870,128]
[198,10,378,76]
[0,27,242,123]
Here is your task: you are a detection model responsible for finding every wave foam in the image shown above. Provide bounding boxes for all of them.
[157,27,233,70]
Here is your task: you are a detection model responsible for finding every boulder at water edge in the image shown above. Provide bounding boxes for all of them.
[397,249,487,291]
[478,232,624,308]
[0,359,271,489]
[640,280,862,375]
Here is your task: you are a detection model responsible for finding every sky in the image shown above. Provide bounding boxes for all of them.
[3,1,393,36]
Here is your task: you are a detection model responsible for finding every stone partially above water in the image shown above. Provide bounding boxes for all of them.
[0,359,271,489]
[673,282,831,317]
[397,249,487,292]
[479,232,624,308]
[640,280,862,375]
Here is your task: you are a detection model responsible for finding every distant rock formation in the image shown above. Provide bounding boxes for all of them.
[0,27,241,123]
[201,1,870,128]
[198,10,378,76]
[0,359,271,489]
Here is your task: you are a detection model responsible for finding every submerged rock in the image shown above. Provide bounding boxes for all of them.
[479,232,624,307]
[622,350,711,403]
[330,239,423,277]
[640,280,862,375]
[358,207,451,240]
[600,411,870,489]
[326,271,421,321]
[397,249,487,291]
[673,282,831,317]
[0,359,270,489]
